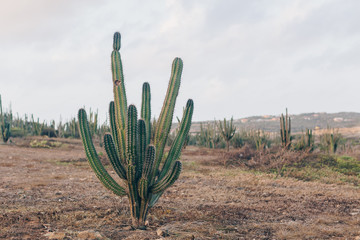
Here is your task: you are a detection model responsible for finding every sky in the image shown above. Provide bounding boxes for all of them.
[1,0,360,123]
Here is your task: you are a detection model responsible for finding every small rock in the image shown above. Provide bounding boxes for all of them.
[105,208,112,215]
[123,226,134,231]
[44,232,66,239]
[156,228,169,237]
[77,230,104,239]
[355,236,360,240]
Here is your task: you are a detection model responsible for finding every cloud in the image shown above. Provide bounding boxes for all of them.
[0,0,359,123]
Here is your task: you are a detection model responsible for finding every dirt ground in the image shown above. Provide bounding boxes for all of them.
[1,137,359,239]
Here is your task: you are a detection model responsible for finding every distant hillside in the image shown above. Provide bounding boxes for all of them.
[186,112,360,134]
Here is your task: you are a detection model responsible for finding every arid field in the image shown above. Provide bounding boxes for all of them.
[1,137,359,240]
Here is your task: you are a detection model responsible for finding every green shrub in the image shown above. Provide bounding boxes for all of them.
[335,156,360,176]
[10,127,26,138]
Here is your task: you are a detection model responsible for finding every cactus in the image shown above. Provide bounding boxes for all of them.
[57,117,66,138]
[198,122,221,149]
[280,108,291,149]
[78,32,194,229]
[295,128,314,151]
[88,108,98,138]
[320,126,341,154]
[97,119,110,147]
[175,110,190,149]
[0,95,11,143]
[31,114,44,136]
[217,117,236,151]
[252,129,267,151]
[305,128,313,149]
[66,118,79,138]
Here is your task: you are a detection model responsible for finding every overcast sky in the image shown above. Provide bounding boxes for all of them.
[1,0,359,123]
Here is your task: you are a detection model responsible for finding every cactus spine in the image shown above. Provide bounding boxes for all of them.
[218,117,236,151]
[78,32,194,229]
[280,108,291,149]
[0,94,11,143]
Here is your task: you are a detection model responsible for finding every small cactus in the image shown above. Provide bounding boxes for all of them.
[31,114,44,136]
[78,32,193,229]
[280,108,291,149]
[198,122,220,149]
[217,117,236,151]
[320,126,341,154]
[0,94,11,143]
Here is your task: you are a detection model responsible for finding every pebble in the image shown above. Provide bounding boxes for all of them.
[44,232,66,239]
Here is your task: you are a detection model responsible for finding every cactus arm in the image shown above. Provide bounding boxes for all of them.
[137,145,155,223]
[127,164,139,221]
[137,177,149,224]
[78,109,126,196]
[138,178,148,200]
[127,105,138,166]
[141,82,151,145]
[126,105,140,221]
[151,161,182,194]
[103,133,127,180]
[109,102,121,158]
[111,32,127,162]
[152,58,183,183]
[159,99,194,180]
[113,32,121,50]
[138,119,147,177]
[142,145,155,179]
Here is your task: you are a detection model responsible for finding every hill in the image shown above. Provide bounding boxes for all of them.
[188,112,360,134]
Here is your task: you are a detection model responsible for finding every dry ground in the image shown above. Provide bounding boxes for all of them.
[0,137,359,239]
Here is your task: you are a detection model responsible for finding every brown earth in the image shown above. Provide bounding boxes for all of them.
[0,137,359,239]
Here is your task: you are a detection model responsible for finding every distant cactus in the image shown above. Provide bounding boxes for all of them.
[198,122,220,149]
[320,126,341,154]
[78,32,193,229]
[67,118,79,138]
[295,128,314,151]
[57,117,65,138]
[305,128,313,149]
[0,95,11,143]
[31,114,44,136]
[251,129,268,151]
[217,117,236,151]
[88,108,98,138]
[280,108,291,149]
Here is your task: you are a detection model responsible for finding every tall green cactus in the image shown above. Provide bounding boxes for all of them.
[78,32,194,229]
[0,94,11,143]
[217,117,236,151]
[280,108,291,149]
